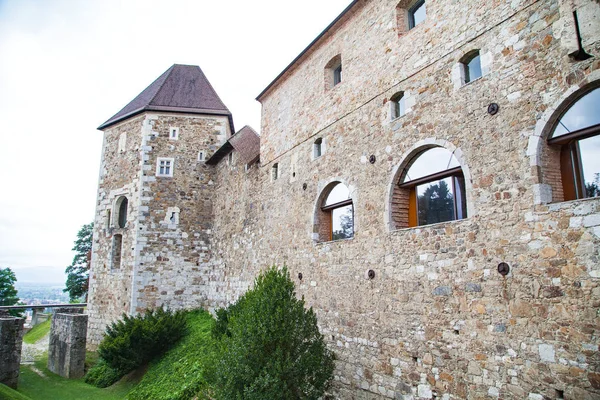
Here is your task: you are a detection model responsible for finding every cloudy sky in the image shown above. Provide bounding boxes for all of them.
[0,0,351,284]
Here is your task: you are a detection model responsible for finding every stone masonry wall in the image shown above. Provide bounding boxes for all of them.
[131,113,229,313]
[48,312,88,379]
[0,317,24,389]
[87,115,144,347]
[208,0,600,399]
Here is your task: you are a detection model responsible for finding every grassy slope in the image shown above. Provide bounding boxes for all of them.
[17,354,138,400]
[23,319,51,344]
[0,383,32,400]
[126,309,215,400]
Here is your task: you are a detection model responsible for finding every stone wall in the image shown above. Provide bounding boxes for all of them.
[48,311,88,379]
[87,112,230,346]
[0,317,24,389]
[208,0,600,398]
[87,0,600,398]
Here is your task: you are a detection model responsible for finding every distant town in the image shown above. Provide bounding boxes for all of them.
[15,282,70,306]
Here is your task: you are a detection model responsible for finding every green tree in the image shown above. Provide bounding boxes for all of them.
[0,267,20,316]
[211,267,335,400]
[64,222,93,302]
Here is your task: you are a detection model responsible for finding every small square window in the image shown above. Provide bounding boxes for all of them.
[198,151,205,162]
[169,127,179,140]
[156,157,174,177]
[408,0,426,29]
[463,52,482,84]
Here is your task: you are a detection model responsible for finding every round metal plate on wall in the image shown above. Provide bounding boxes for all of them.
[497,262,510,276]
[369,155,376,164]
[488,103,499,115]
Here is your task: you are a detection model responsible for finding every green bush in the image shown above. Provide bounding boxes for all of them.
[85,307,187,388]
[210,267,335,400]
[84,359,122,388]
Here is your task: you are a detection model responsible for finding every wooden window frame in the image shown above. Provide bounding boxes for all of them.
[549,123,600,201]
[321,199,353,241]
[399,166,466,227]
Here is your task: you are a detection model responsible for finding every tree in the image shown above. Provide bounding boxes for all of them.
[64,222,94,302]
[0,267,20,316]
[211,267,335,399]
[585,173,600,198]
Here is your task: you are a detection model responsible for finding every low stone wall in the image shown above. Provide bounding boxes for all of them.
[47,311,88,379]
[0,317,24,389]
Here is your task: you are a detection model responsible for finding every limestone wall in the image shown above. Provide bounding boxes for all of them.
[48,311,88,379]
[0,317,24,389]
[210,0,600,398]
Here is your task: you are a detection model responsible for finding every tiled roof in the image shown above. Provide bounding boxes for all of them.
[98,64,233,131]
[206,125,260,165]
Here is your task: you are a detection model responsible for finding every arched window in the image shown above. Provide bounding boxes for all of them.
[316,182,354,242]
[115,196,128,228]
[325,55,342,89]
[548,87,600,200]
[461,50,482,84]
[392,147,466,228]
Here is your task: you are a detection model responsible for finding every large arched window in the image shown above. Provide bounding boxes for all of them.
[547,87,600,200]
[392,147,466,228]
[316,182,353,242]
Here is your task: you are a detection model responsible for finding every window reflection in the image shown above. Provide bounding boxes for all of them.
[320,182,354,241]
[579,135,600,197]
[332,205,353,240]
[409,0,426,28]
[549,86,600,201]
[465,54,482,83]
[417,177,455,226]
[403,147,460,182]
[553,88,600,137]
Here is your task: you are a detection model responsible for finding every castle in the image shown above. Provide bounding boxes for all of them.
[87,0,600,398]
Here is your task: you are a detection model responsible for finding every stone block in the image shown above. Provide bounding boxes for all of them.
[48,313,88,379]
[0,317,24,389]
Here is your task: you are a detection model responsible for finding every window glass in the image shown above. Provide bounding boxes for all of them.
[409,1,426,28]
[579,135,600,197]
[553,88,600,137]
[314,139,322,158]
[392,93,406,119]
[325,183,350,206]
[465,54,482,83]
[334,65,342,85]
[118,198,128,228]
[403,147,460,182]
[332,205,353,240]
[417,177,455,226]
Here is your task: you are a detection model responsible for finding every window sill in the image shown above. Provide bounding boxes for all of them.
[314,236,355,245]
[543,195,600,212]
[389,217,470,234]
[461,75,484,88]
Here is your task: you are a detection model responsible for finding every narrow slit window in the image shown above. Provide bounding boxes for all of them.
[314,138,323,159]
[117,197,128,228]
[112,234,123,270]
[169,127,179,140]
[333,64,342,86]
[272,163,279,181]
[391,92,406,119]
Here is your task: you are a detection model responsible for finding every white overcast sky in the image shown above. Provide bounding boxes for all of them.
[0,0,351,284]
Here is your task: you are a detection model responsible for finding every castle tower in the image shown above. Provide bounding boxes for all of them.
[86,64,233,346]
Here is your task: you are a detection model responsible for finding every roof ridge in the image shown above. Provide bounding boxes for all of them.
[147,64,176,108]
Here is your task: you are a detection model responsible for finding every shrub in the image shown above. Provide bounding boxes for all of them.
[210,267,335,400]
[84,359,122,388]
[94,307,187,380]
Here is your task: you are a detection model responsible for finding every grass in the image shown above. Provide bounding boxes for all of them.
[126,309,216,400]
[23,319,51,344]
[0,383,32,400]
[16,353,139,400]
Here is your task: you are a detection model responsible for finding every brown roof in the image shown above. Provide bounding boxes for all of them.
[99,64,234,131]
[206,125,260,165]
[256,0,360,102]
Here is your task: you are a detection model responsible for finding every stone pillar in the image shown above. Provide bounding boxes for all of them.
[0,317,25,389]
[47,311,88,379]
